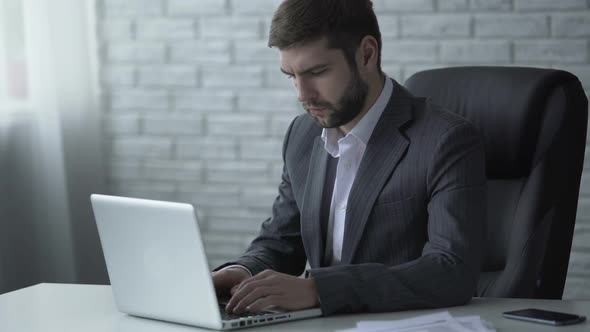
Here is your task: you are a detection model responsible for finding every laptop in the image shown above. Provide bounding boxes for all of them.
[91,194,322,330]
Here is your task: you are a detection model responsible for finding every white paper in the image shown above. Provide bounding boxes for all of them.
[457,316,495,332]
[338,311,495,332]
[356,312,454,330]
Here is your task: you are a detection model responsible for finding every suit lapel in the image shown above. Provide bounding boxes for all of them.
[340,82,415,263]
[301,137,329,268]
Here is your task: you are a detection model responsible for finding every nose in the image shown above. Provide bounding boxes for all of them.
[294,77,316,103]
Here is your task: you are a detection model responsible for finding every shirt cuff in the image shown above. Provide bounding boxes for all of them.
[219,264,253,277]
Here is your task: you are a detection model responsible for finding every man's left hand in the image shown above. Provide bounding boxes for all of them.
[225,269,319,314]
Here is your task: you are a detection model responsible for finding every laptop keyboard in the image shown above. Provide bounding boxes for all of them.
[218,303,275,320]
[219,304,251,319]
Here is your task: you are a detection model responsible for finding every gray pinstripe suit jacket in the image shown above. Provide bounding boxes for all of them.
[228,79,487,315]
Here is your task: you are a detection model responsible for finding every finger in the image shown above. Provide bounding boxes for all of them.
[226,274,276,306]
[226,279,273,312]
[233,286,278,314]
[245,295,281,313]
[225,270,279,311]
[236,270,273,287]
[231,271,278,296]
[253,269,274,278]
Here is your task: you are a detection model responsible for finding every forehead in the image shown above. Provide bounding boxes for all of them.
[279,38,345,71]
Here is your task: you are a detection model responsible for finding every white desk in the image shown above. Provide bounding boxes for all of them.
[0,283,588,332]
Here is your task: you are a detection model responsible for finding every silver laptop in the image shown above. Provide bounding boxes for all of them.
[91,194,322,330]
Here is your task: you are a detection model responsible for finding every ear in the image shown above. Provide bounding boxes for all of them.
[359,35,379,70]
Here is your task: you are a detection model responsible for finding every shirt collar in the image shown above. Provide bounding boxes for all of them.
[321,76,393,157]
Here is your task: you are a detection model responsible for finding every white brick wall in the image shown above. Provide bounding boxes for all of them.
[107,43,166,63]
[97,0,590,298]
[111,136,173,158]
[474,14,549,37]
[440,41,511,64]
[138,65,198,87]
[170,41,232,64]
[553,14,590,37]
[136,19,196,40]
[472,0,512,11]
[515,40,588,63]
[375,0,435,12]
[168,0,227,16]
[202,66,264,88]
[207,114,268,136]
[102,0,163,17]
[110,88,168,110]
[237,90,298,112]
[200,17,261,39]
[235,41,279,64]
[100,19,133,40]
[174,90,235,111]
[515,0,587,11]
[176,137,237,160]
[142,113,203,136]
[400,15,471,37]
[381,41,438,63]
[103,113,140,135]
[239,139,283,161]
[101,65,135,86]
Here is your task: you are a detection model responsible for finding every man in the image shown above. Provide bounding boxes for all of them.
[212,0,486,316]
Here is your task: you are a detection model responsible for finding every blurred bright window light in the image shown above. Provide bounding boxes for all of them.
[0,0,28,103]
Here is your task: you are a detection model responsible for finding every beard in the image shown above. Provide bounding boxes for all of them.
[303,69,369,128]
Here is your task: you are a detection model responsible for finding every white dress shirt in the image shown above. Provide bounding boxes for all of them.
[322,77,393,265]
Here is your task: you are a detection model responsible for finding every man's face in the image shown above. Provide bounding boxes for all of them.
[279,38,369,128]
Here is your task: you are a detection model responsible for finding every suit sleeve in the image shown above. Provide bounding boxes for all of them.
[215,117,308,277]
[308,122,487,315]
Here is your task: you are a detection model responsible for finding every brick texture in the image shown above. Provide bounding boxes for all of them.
[97,0,590,298]
[475,14,549,37]
[401,15,471,37]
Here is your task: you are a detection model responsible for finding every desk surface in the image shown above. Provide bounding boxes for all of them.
[0,283,588,332]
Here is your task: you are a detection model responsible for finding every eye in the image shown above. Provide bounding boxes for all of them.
[310,69,326,76]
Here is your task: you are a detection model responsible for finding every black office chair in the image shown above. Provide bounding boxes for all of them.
[405,66,588,299]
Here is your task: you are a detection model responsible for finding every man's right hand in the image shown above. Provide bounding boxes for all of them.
[211,267,250,296]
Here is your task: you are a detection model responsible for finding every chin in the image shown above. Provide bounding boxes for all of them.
[319,121,341,129]
[310,116,331,128]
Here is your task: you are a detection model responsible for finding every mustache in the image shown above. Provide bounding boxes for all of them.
[303,101,334,110]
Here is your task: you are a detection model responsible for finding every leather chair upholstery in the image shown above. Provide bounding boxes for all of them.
[405,66,588,299]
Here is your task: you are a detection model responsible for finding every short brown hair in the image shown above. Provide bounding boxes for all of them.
[268,0,382,71]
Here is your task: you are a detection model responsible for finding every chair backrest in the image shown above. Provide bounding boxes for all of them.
[405,66,588,299]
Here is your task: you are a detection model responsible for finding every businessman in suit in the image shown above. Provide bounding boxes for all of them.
[213,0,486,316]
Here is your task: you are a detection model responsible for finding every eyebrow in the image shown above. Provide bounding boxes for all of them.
[280,64,329,77]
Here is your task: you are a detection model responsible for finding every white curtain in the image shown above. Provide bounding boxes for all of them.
[0,0,108,293]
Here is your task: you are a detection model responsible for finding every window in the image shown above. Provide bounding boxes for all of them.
[0,0,28,105]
